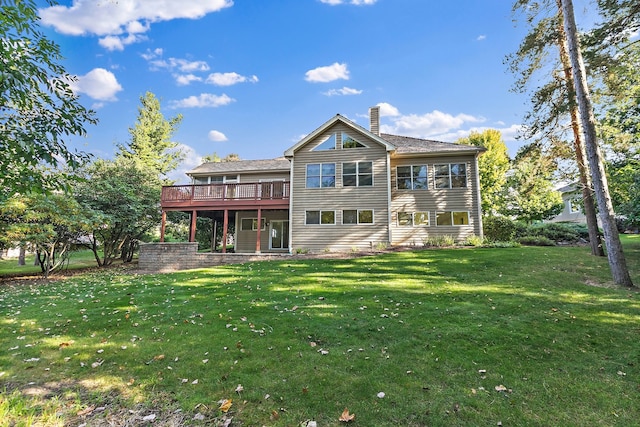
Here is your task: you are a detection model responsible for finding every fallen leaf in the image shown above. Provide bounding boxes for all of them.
[235,384,244,393]
[77,406,95,416]
[59,342,72,348]
[377,391,386,398]
[154,354,165,361]
[270,410,280,420]
[142,414,156,421]
[219,399,232,412]
[339,408,355,422]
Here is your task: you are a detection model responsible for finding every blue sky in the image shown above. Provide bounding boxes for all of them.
[37,0,567,183]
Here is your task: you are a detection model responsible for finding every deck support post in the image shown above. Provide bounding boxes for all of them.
[255,207,262,253]
[160,211,167,242]
[222,209,228,253]
[189,210,197,243]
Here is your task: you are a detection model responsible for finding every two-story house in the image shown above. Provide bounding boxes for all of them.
[160,107,484,253]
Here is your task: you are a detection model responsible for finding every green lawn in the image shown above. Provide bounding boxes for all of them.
[1,237,639,426]
[0,249,99,277]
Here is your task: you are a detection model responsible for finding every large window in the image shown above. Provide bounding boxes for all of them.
[306,210,335,225]
[397,212,429,226]
[342,132,366,149]
[240,218,266,231]
[434,163,466,189]
[396,165,428,190]
[343,209,374,224]
[436,211,469,226]
[343,161,373,187]
[312,134,337,151]
[306,163,336,188]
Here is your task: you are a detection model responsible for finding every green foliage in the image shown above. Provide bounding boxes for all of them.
[116,92,183,183]
[516,235,556,246]
[523,222,583,243]
[74,158,161,266]
[422,235,455,247]
[606,159,640,228]
[483,216,517,242]
[0,0,96,197]
[457,129,511,215]
[463,234,485,247]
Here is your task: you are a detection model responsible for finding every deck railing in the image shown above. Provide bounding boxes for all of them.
[161,181,290,204]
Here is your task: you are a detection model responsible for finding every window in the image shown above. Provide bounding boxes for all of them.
[241,218,266,231]
[312,133,337,151]
[397,212,413,226]
[342,132,366,149]
[343,161,373,187]
[414,212,430,226]
[396,165,428,189]
[569,197,582,213]
[306,163,336,188]
[436,211,469,226]
[343,209,374,224]
[306,210,335,225]
[397,212,429,226]
[434,163,466,188]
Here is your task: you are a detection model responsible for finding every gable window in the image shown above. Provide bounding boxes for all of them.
[342,132,366,149]
[241,218,266,231]
[436,211,470,226]
[434,163,467,189]
[306,210,335,225]
[312,133,337,151]
[306,163,336,188]
[343,209,374,224]
[343,161,373,187]
[396,165,428,190]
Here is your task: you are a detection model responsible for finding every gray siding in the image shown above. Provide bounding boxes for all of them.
[390,154,482,244]
[236,210,289,253]
[290,124,390,252]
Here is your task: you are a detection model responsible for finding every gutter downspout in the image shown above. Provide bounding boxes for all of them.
[288,157,294,254]
[386,151,393,246]
[474,153,484,238]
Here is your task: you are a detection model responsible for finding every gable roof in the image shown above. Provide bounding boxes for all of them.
[284,114,395,156]
[381,134,485,156]
[187,157,290,176]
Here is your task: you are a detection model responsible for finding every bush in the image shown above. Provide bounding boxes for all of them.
[483,216,517,242]
[525,223,581,243]
[463,235,485,247]
[423,235,455,247]
[517,235,556,246]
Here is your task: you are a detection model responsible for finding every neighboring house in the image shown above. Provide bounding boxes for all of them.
[548,182,587,224]
[160,107,485,253]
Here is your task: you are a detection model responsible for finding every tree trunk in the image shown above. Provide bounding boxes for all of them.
[555,6,604,257]
[18,246,26,266]
[560,0,634,287]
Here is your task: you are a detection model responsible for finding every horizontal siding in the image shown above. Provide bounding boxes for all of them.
[239,171,290,182]
[389,155,482,243]
[290,123,390,251]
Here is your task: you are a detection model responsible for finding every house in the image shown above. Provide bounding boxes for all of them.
[547,182,588,224]
[159,107,485,253]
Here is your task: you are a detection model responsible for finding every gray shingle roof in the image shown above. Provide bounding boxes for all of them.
[380,133,485,155]
[188,157,290,176]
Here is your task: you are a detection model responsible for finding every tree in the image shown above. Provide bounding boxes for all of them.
[501,146,564,223]
[74,158,161,266]
[560,0,634,287]
[116,91,183,183]
[456,129,510,215]
[0,0,96,198]
[0,192,95,277]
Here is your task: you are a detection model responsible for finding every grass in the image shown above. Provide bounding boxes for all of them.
[0,250,98,277]
[0,236,639,426]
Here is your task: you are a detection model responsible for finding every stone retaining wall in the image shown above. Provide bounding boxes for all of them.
[138,242,291,273]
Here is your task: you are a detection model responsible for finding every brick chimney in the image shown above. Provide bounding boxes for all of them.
[369,105,380,136]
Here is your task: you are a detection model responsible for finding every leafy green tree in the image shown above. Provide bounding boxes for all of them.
[456,129,510,216]
[501,146,563,223]
[0,0,96,198]
[0,192,95,277]
[116,91,183,183]
[75,158,161,266]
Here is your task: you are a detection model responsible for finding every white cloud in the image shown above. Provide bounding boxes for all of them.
[208,130,228,142]
[323,87,362,96]
[68,68,123,101]
[39,0,233,49]
[175,74,203,86]
[305,62,349,83]
[377,102,400,117]
[206,72,259,86]
[169,93,235,109]
[380,108,485,139]
[99,33,147,51]
[476,34,487,41]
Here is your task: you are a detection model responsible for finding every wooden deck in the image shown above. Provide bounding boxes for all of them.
[161,181,290,210]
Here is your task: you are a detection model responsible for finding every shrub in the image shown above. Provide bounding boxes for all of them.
[526,223,581,243]
[517,235,556,246]
[483,216,517,242]
[422,235,455,247]
[375,242,389,251]
[484,240,521,248]
[464,235,485,247]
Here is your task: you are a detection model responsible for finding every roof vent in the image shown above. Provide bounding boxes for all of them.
[369,106,380,136]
